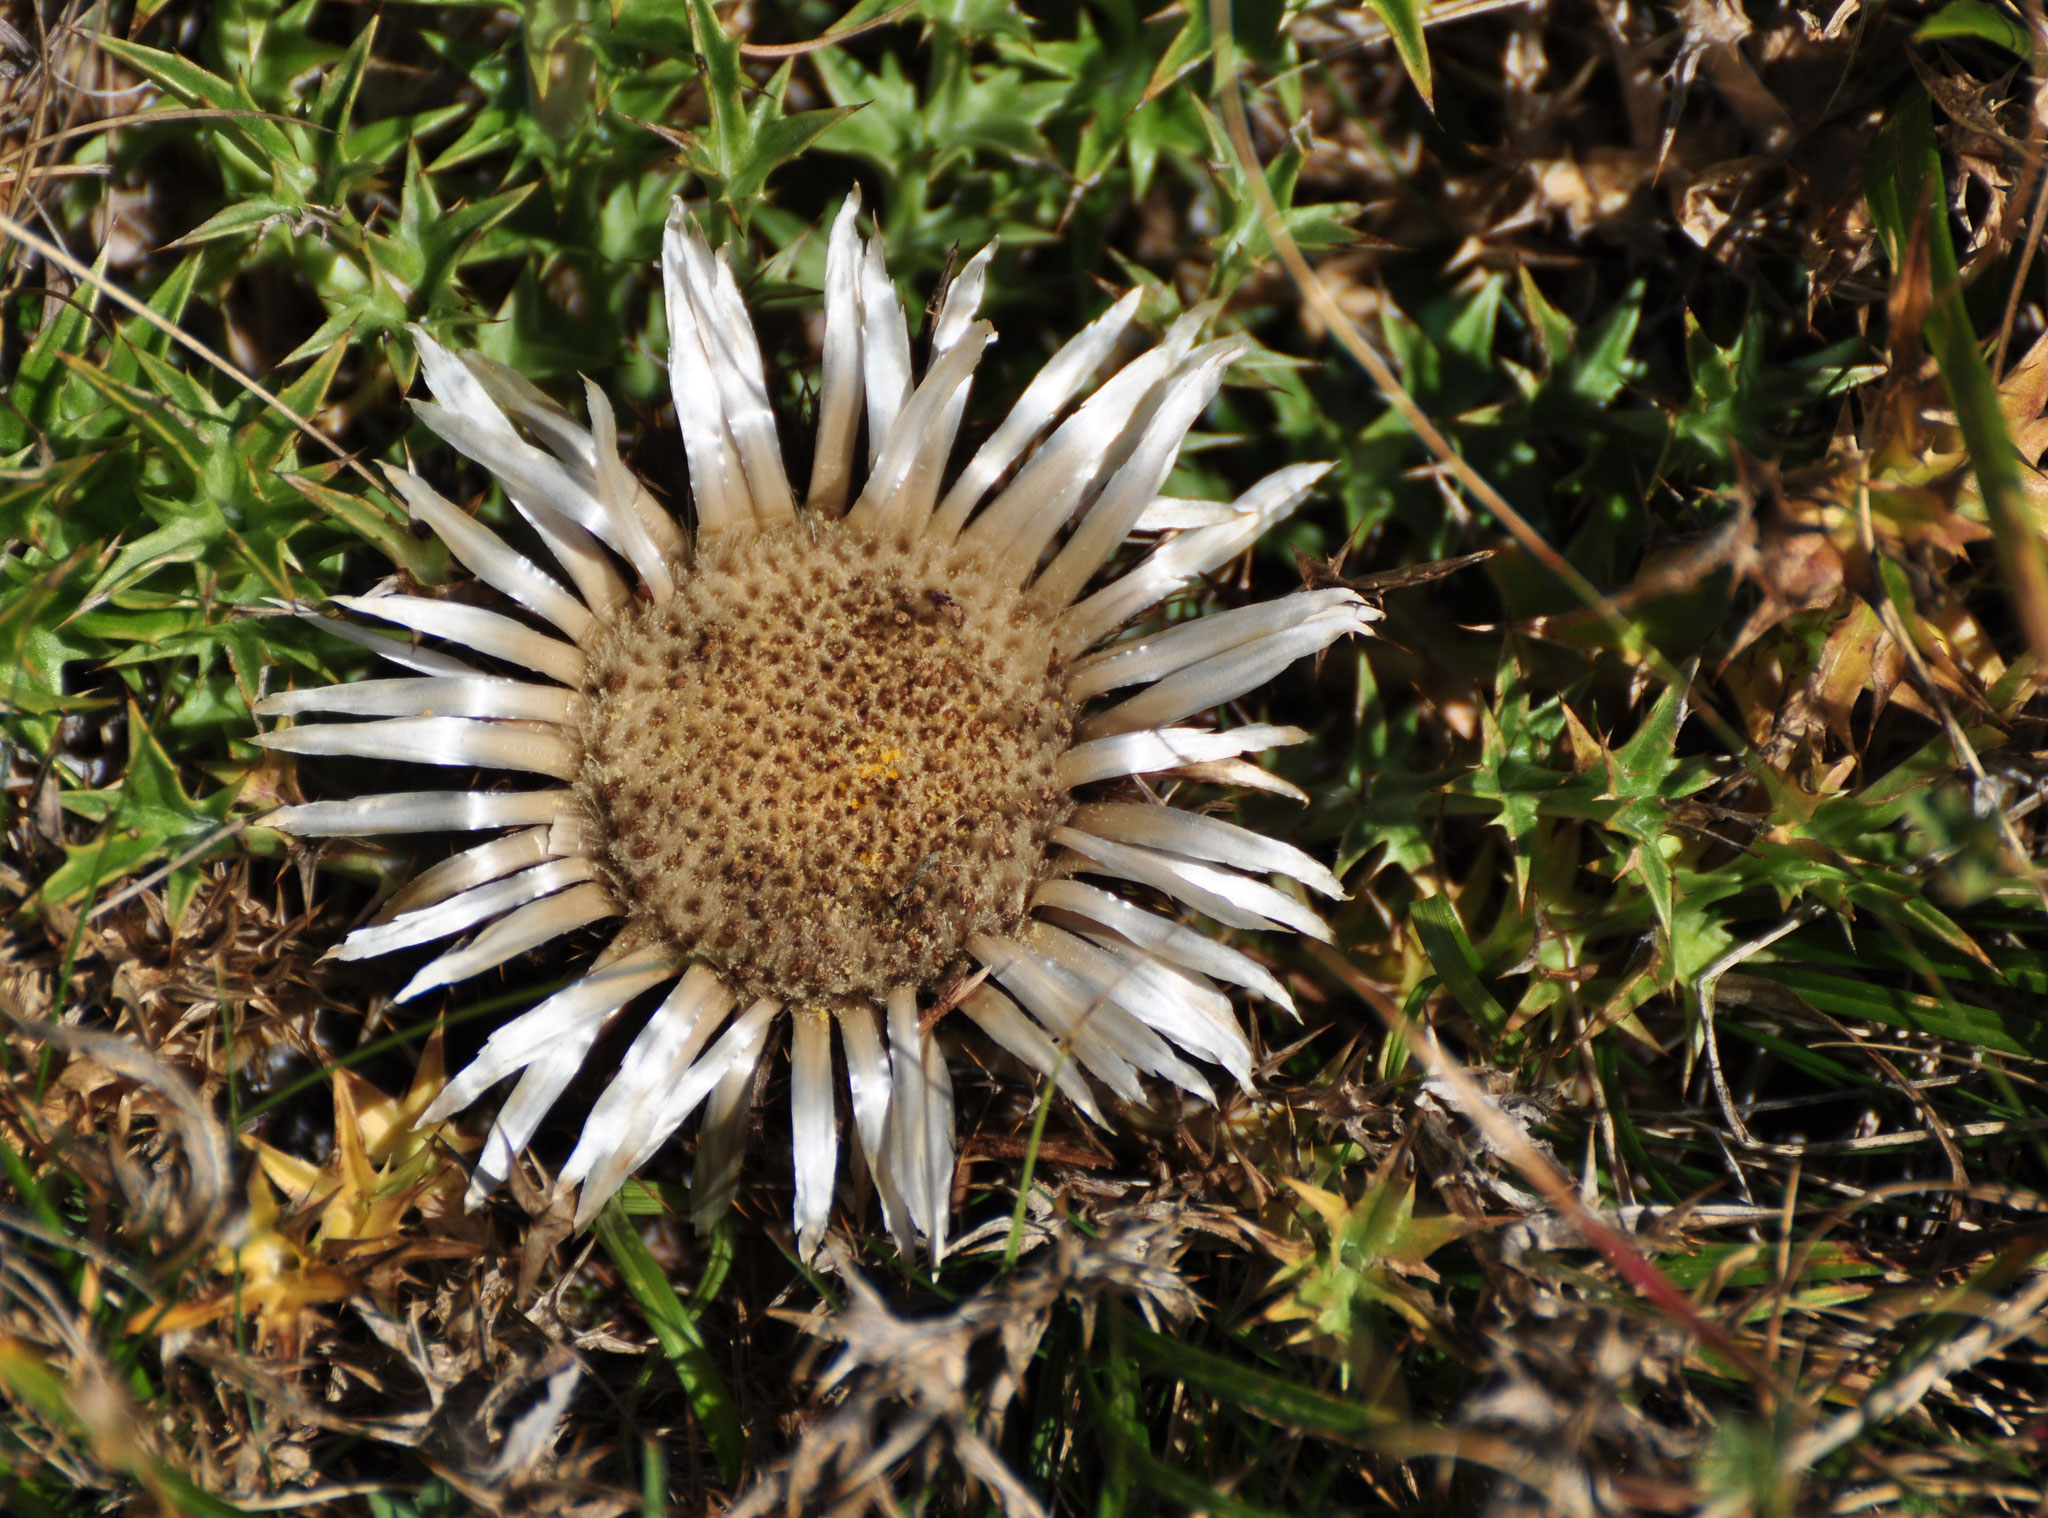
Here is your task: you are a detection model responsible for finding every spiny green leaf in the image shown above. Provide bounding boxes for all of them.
[0,542,104,714]
[164,196,307,249]
[244,336,352,471]
[105,253,206,383]
[278,473,449,587]
[57,356,210,484]
[5,246,112,445]
[37,703,240,910]
[95,36,315,200]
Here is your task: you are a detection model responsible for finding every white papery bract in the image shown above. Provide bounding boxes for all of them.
[261,192,1376,1265]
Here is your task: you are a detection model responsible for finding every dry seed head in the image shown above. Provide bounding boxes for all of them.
[578,522,1073,1007]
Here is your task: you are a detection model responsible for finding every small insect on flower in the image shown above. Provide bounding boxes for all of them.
[258,192,1378,1263]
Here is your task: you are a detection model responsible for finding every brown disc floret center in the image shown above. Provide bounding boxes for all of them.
[576,524,1073,1007]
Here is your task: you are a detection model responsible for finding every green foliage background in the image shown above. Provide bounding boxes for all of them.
[6,0,2048,1512]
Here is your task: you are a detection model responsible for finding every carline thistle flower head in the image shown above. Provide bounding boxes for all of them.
[259,193,1378,1262]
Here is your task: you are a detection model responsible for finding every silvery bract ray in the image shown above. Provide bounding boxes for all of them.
[259,192,1377,1264]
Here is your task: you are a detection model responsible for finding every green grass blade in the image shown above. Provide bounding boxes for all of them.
[1410,893,1509,1038]
[1362,0,1433,109]
[1867,88,2048,668]
[1122,1319,1386,1441]
[593,1198,745,1484]
[1916,0,2032,56]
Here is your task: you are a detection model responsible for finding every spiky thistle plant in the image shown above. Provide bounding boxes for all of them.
[257,193,1375,1261]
